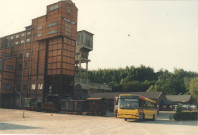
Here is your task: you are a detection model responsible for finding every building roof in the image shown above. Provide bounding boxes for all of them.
[78,30,94,35]
[87,92,164,100]
[165,95,192,104]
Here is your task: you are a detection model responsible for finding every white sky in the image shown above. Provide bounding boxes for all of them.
[0,0,198,72]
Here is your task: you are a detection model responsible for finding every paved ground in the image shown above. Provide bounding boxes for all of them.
[0,109,197,135]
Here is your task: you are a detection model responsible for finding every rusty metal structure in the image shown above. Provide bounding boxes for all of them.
[74,31,112,96]
[0,0,78,108]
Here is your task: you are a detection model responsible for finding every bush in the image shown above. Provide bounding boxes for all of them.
[173,112,198,121]
[175,106,183,113]
[169,114,173,120]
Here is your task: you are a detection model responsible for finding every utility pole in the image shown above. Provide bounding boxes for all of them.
[20,31,26,108]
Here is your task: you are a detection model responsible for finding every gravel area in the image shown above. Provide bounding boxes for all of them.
[0,109,197,135]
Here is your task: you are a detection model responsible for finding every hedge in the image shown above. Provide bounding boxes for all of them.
[173,112,198,121]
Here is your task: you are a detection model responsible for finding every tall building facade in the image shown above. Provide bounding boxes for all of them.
[0,0,78,108]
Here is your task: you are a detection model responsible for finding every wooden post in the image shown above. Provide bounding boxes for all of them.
[23,109,25,118]
[51,105,53,116]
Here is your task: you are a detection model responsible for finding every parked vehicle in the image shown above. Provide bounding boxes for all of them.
[116,94,157,121]
[24,98,41,111]
[181,104,191,111]
[190,105,197,110]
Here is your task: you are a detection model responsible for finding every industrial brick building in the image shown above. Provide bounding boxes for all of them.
[0,0,78,108]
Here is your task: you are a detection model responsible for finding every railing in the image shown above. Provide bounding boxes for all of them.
[74,77,112,91]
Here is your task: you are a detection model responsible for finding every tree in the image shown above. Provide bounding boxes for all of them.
[147,84,158,92]
[87,66,198,93]
[189,77,198,99]
[154,70,177,94]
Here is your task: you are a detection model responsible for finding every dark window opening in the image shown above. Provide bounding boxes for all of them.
[5,84,11,90]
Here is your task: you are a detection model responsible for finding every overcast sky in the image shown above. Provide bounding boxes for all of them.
[0,0,198,72]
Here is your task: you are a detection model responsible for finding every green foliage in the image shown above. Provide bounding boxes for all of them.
[189,77,198,99]
[184,77,192,91]
[147,84,158,92]
[173,112,198,121]
[175,106,183,113]
[169,114,173,120]
[88,65,156,92]
[88,66,198,94]
[146,69,198,95]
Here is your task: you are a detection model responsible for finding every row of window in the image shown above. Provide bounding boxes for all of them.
[17,62,28,69]
[10,31,31,40]
[19,52,29,59]
[1,52,29,59]
[37,22,57,30]
[2,52,9,57]
[37,29,58,38]
[6,65,13,70]
[0,62,14,70]
[141,100,157,110]
[15,39,31,45]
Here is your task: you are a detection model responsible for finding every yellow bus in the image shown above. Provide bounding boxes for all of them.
[116,94,157,121]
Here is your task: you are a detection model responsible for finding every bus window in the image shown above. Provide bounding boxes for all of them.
[118,98,139,109]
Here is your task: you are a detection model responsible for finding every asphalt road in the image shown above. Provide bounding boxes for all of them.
[0,109,197,135]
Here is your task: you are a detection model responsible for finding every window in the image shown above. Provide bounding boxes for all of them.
[50,5,59,11]
[11,36,14,40]
[48,30,57,35]
[48,22,58,27]
[18,64,22,69]
[118,98,139,109]
[19,54,23,59]
[16,35,19,38]
[2,52,8,57]
[37,33,42,37]
[5,84,11,90]
[24,62,28,68]
[21,33,25,37]
[15,42,19,45]
[38,26,43,30]
[6,65,13,70]
[25,52,29,58]
[0,60,3,70]
[31,84,36,90]
[26,38,30,42]
[38,84,43,90]
[21,40,24,44]
[27,31,31,35]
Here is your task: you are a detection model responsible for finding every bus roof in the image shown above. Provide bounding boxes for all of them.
[119,94,156,104]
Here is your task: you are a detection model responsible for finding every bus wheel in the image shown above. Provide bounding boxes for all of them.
[124,118,127,121]
[152,115,155,121]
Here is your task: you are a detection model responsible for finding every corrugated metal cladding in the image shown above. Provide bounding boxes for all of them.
[0,0,78,108]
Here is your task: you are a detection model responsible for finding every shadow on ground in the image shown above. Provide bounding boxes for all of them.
[0,123,41,130]
[130,119,198,126]
[127,112,198,126]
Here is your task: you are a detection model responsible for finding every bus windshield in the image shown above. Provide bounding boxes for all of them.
[118,98,139,109]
